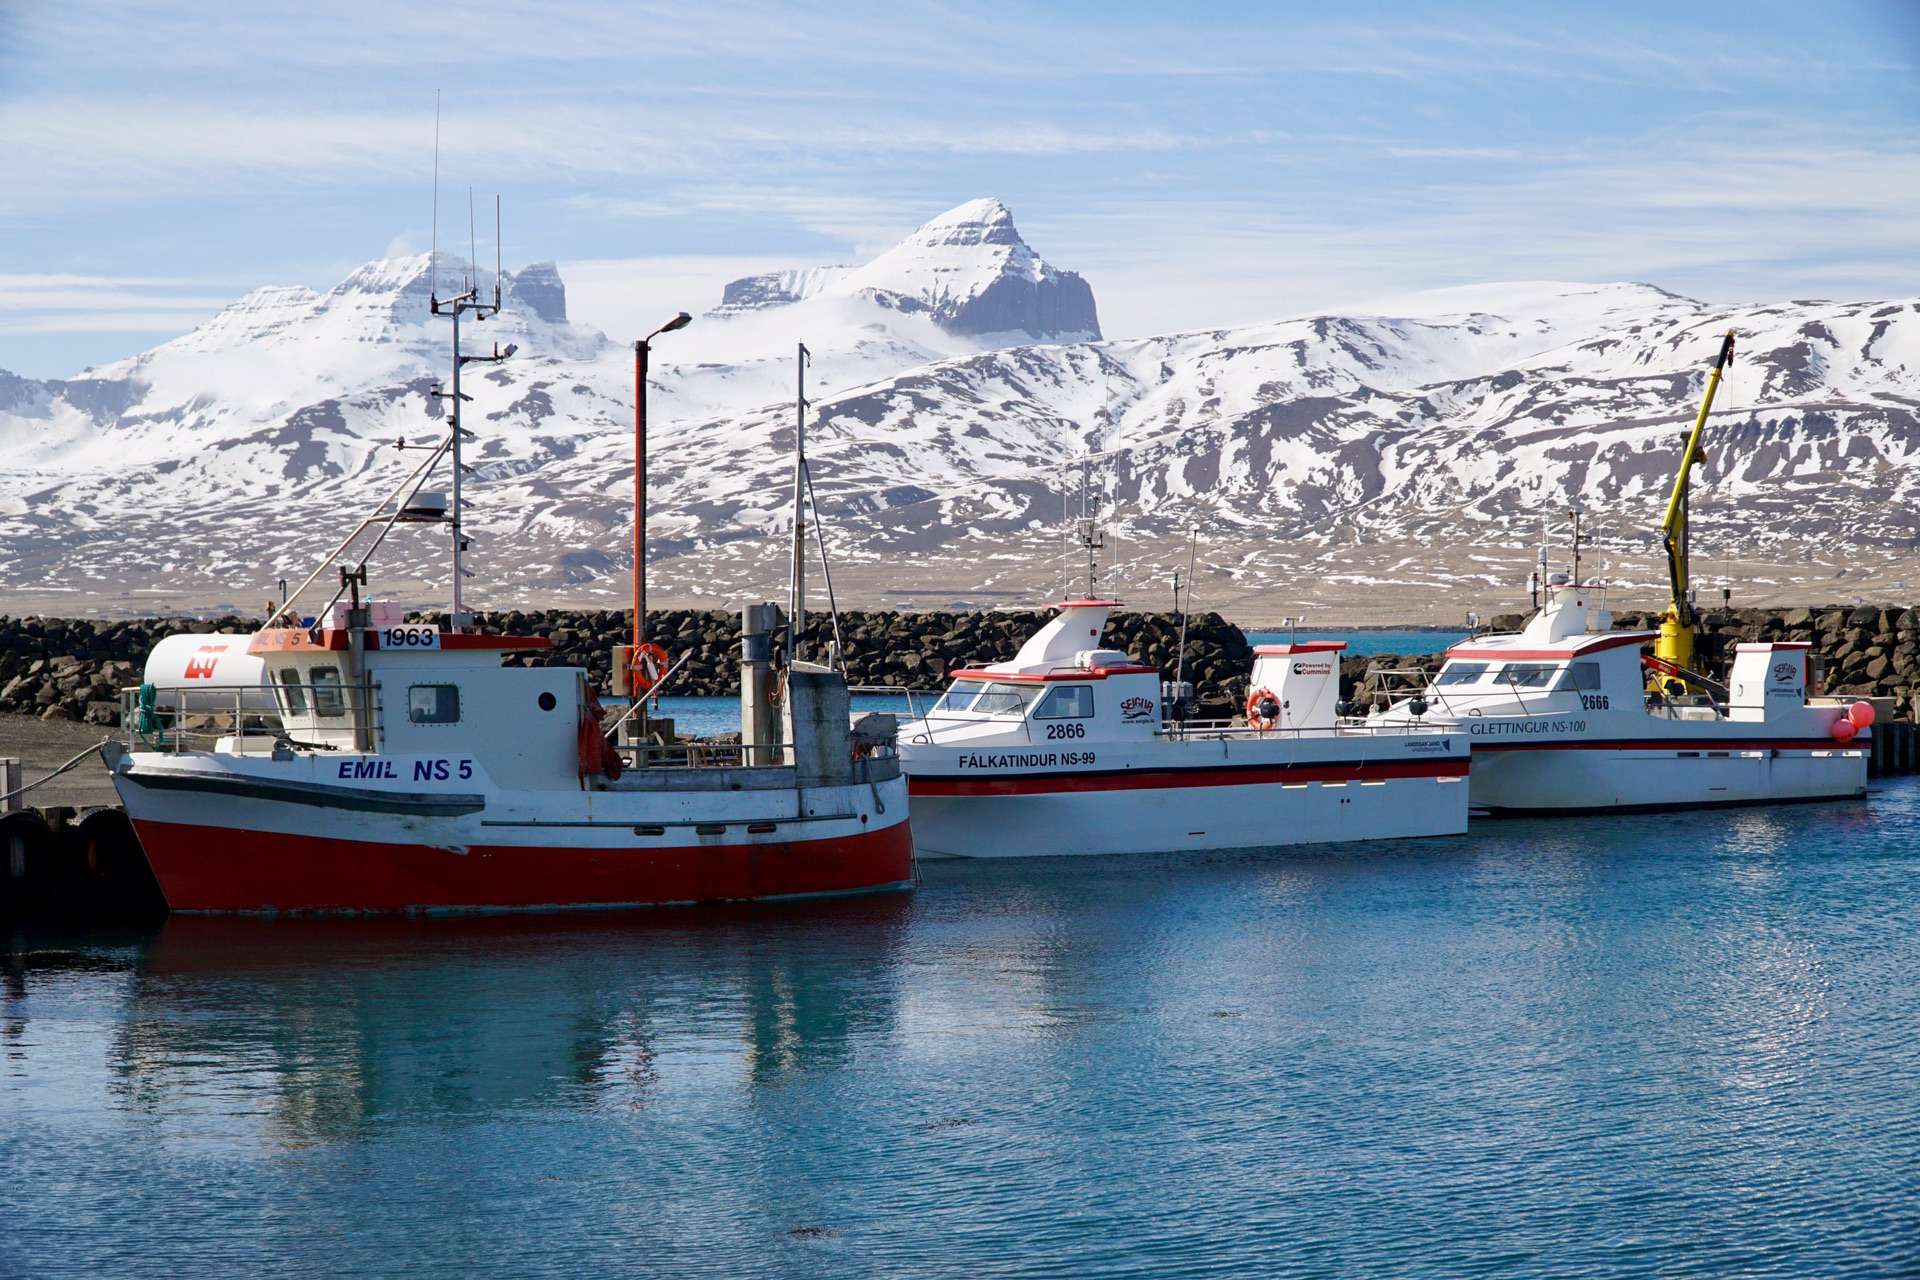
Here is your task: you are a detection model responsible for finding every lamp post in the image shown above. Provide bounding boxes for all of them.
[633,312,692,651]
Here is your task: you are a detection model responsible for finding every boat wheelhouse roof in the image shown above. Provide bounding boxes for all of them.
[247,627,552,655]
[1445,630,1654,662]
[946,664,1160,683]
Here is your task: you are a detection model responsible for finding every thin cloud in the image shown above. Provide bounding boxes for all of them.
[5,0,1919,377]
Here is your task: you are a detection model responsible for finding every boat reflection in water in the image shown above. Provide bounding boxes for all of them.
[14,804,1920,1278]
[98,897,914,1144]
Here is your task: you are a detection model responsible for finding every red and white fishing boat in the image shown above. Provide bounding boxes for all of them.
[104,286,910,913]
[896,600,1469,858]
[106,609,909,912]
[1371,578,1869,813]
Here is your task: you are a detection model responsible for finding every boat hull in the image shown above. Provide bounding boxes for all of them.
[112,754,913,913]
[906,752,1469,859]
[1466,739,1868,813]
[127,818,913,913]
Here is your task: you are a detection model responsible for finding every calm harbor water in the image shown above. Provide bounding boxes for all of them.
[7,784,1920,1278]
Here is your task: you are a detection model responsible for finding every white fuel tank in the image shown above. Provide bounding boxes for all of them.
[142,633,276,711]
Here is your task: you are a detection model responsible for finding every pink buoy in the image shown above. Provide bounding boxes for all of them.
[1849,700,1876,729]
[1831,718,1859,743]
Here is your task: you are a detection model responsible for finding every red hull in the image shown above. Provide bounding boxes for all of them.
[130,818,915,914]
[909,756,1465,797]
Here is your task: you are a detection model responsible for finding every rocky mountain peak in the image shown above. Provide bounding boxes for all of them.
[505,261,568,325]
[707,266,856,318]
[318,254,569,326]
[829,198,1100,342]
[711,199,1101,342]
[905,197,1026,252]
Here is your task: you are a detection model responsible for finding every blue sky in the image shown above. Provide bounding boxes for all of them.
[3,0,1919,378]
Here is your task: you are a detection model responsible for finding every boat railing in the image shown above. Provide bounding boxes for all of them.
[1354,665,1437,713]
[616,741,768,769]
[847,684,934,717]
[1646,692,1728,722]
[614,739,902,770]
[1159,718,1451,740]
[848,684,1038,746]
[119,682,382,754]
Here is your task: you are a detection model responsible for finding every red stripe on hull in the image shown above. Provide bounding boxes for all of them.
[1470,738,1846,753]
[129,818,914,914]
[909,757,1465,798]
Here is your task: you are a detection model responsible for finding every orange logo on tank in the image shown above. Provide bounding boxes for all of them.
[183,645,228,679]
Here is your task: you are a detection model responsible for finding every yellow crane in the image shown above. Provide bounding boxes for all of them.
[1651,329,1737,686]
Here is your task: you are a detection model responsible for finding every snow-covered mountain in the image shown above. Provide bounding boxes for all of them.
[4,197,1919,622]
[706,199,1098,343]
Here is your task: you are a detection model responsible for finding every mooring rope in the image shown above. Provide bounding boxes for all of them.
[0,742,108,805]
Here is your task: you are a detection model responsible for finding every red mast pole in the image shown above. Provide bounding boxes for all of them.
[627,313,686,669]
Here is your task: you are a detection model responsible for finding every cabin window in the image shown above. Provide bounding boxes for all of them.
[1033,685,1095,720]
[408,684,460,725]
[310,666,346,717]
[1434,662,1488,686]
[1495,663,1558,690]
[931,682,984,715]
[1556,662,1602,692]
[969,684,1037,717]
[277,668,308,717]
[931,681,1036,718]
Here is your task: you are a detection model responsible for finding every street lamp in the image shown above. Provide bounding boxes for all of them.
[633,312,692,652]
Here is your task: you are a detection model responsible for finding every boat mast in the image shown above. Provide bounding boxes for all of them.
[1076,457,1104,599]
[1173,527,1197,690]
[449,300,466,621]
[1568,505,1583,585]
[787,343,810,665]
[428,203,509,631]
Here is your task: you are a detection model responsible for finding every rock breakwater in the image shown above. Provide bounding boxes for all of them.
[445,608,1253,714]
[7,603,1920,729]
[0,609,1255,725]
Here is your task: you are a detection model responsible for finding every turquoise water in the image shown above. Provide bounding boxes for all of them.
[1247,630,1467,656]
[7,786,1920,1277]
[658,692,917,739]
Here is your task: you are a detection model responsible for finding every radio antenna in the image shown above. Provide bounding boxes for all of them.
[422,98,508,635]
[494,194,503,308]
[430,90,441,304]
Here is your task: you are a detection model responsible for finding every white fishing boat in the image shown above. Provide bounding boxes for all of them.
[1369,329,1869,814]
[1370,578,1869,813]
[895,600,1469,858]
[103,273,910,913]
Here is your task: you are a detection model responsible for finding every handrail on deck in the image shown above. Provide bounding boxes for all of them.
[1158,718,1444,740]
[121,681,382,754]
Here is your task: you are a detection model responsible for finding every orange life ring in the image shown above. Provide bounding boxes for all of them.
[1246,686,1282,730]
[625,642,669,696]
